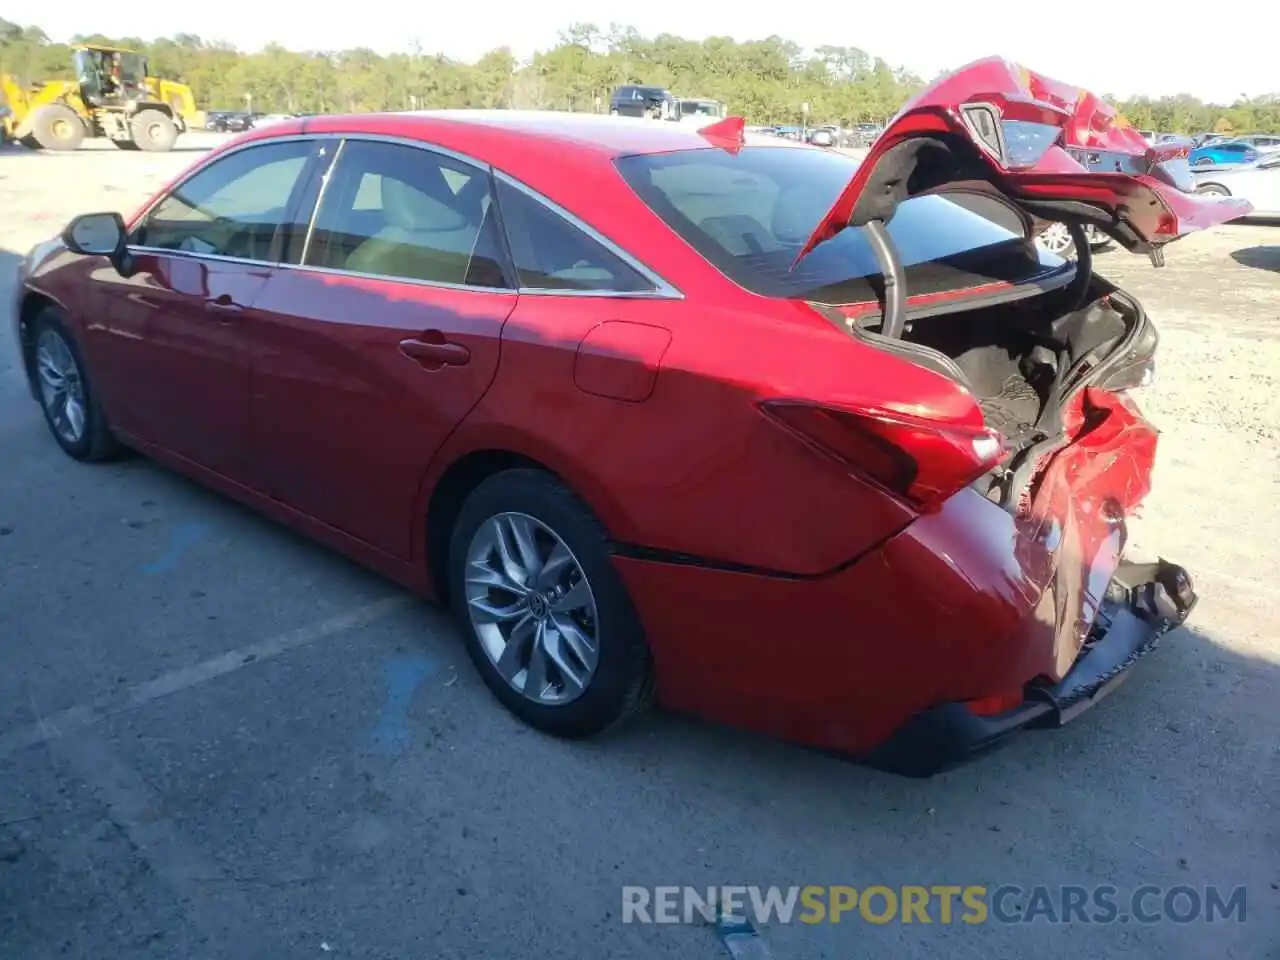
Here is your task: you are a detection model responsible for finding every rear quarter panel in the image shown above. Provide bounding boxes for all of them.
[426,293,985,577]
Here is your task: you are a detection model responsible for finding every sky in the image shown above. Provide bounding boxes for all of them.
[26,0,1276,105]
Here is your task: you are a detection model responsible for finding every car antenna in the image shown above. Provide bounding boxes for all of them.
[697,116,746,155]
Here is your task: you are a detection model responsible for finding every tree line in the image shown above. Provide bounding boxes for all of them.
[3,18,1278,133]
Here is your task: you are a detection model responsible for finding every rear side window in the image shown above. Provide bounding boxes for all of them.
[303,140,507,288]
[615,147,1045,303]
[494,179,654,293]
[132,140,313,259]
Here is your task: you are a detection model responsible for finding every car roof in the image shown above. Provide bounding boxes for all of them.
[261,110,805,160]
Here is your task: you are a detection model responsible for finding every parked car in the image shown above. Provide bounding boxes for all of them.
[672,98,726,123]
[11,59,1244,775]
[1230,134,1280,153]
[609,85,675,119]
[1190,140,1259,166]
[808,126,838,147]
[207,111,253,133]
[1193,153,1280,216]
[852,122,883,147]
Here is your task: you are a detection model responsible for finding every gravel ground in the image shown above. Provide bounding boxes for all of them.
[0,134,1277,959]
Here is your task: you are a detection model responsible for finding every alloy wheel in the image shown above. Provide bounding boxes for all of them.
[464,512,600,705]
[1036,222,1075,257]
[35,327,87,444]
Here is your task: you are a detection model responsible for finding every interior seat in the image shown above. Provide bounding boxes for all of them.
[345,175,481,284]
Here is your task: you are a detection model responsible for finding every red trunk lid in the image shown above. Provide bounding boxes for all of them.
[797,58,1252,262]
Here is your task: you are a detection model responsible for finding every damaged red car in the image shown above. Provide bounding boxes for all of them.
[11,59,1249,775]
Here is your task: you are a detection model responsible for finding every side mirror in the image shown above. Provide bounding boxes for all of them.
[62,211,132,274]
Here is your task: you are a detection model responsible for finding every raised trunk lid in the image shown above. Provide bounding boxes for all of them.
[796,58,1252,263]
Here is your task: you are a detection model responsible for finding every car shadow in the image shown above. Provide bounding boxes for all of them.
[1230,245,1280,272]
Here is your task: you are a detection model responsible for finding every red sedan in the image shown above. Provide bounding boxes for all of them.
[11,60,1244,775]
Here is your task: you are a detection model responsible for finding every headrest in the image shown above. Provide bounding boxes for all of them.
[381,175,468,232]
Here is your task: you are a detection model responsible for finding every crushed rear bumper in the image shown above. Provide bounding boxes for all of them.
[865,558,1197,778]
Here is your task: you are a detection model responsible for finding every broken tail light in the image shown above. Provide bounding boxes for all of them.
[759,399,1007,511]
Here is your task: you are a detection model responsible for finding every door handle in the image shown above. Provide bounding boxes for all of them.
[205,293,243,316]
[398,336,470,368]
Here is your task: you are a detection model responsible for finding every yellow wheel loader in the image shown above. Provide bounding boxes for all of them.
[0,44,198,152]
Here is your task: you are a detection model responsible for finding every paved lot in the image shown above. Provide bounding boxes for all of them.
[1,135,1277,959]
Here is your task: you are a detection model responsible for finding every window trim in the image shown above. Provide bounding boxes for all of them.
[127,130,684,300]
[127,134,325,267]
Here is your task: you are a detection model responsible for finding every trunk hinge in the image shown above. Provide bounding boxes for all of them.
[864,219,907,339]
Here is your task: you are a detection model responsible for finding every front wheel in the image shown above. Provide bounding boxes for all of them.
[1197,183,1230,197]
[448,469,654,738]
[130,110,178,152]
[29,308,122,461]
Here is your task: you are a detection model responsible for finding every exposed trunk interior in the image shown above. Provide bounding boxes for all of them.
[900,293,1131,445]
[835,276,1152,512]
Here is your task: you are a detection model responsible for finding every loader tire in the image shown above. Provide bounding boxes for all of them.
[31,105,85,151]
[130,110,177,152]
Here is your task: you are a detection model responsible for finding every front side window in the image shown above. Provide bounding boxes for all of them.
[132,140,314,260]
[303,140,507,288]
[616,146,1044,303]
[494,179,654,293]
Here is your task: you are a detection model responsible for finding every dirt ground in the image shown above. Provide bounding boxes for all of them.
[1,134,1277,959]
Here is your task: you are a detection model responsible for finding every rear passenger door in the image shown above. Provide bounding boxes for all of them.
[248,137,517,558]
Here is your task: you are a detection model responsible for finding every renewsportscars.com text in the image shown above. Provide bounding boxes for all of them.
[621,884,1248,925]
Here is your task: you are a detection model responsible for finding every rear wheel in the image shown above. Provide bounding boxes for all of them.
[31,105,85,151]
[130,110,178,152]
[1197,183,1230,197]
[447,469,654,739]
[30,308,122,461]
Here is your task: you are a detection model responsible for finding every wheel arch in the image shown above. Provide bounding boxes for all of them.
[1196,181,1232,196]
[16,291,62,401]
[420,433,636,604]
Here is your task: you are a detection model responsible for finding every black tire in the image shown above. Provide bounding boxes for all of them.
[447,468,654,739]
[29,308,122,462]
[31,105,85,151]
[130,110,178,152]
[1197,184,1230,197]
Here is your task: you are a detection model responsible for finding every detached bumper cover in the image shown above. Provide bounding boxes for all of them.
[866,559,1197,777]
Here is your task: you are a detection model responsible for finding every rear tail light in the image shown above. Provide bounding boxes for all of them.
[759,399,1007,511]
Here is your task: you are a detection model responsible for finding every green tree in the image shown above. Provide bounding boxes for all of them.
[2,20,1276,133]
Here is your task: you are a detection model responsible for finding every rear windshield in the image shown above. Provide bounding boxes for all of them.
[615,146,1052,303]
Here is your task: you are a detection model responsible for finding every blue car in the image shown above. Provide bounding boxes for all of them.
[1189,140,1259,166]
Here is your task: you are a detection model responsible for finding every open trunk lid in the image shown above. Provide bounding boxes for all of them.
[795,57,1252,264]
